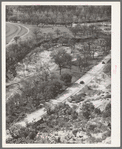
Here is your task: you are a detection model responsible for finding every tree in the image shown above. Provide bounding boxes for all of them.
[39,17,47,27]
[68,38,76,53]
[82,102,95,119]
[74,8,81,23]
[32,27,41,41]
[66,12,73,26]
[98,39,108,55]
[60,73,72,85]
[6,44,19,81]
[14,36,20,43]
[6,64,17,81]
[6,6,13,21]
[89,25,96,36]
[35,61,51,82]
[105,38,111,53]
[51,49,68,75]
[82,43,90,64]
[70,27,78,37]
[77,55,83,72]
[47,32,54,41]
[90,44,96,59]
[87,41,94,58]
[47,79,63,97]
[8,15,17,22]
[6,38,35,81]
[60,7,66,26]
[32,78,63,101]
[70,24,81,37]
[64,53,72,71]
[55,28,60,37]
[31,14,40,26]
[58,36,66,46]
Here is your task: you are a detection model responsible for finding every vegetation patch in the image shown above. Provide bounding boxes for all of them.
[7,100,111,144]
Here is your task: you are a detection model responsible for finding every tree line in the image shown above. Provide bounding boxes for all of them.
[6,6,111,26]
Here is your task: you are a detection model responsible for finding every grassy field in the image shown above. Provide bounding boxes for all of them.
[6,23,19,43]
[20,23,74,39]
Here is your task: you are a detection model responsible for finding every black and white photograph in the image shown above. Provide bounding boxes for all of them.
[2,1,120,147]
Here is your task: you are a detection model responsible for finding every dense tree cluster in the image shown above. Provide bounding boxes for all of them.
[6,39,36,81]
[70,24,100,38]
[7,6,111,26]
[6,6,14,21]
[51,49,72,75]
[7,100,111,144]
[6,72,71,128]
[60,73,72,85]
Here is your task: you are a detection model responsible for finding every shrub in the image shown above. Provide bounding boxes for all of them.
[94,108,101,115]
[6,137,34,144]
[14,36,20,43]
[70,95,81,103]
[103,102,111,118]
[82,102,95,119]
[71,110,78,120]
[7,125,37,144]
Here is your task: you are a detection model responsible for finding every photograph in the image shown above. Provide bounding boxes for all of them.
[2,1,120,147]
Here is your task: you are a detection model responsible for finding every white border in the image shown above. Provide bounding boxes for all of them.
[2,2,120,147]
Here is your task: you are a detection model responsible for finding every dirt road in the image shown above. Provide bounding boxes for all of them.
[6,22,29,44]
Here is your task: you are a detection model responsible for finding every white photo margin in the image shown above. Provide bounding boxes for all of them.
[2,1,120,147]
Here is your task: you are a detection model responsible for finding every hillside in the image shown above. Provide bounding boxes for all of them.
[6,58,111,144]
[34,60,111,144]
[5,5,111,144]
